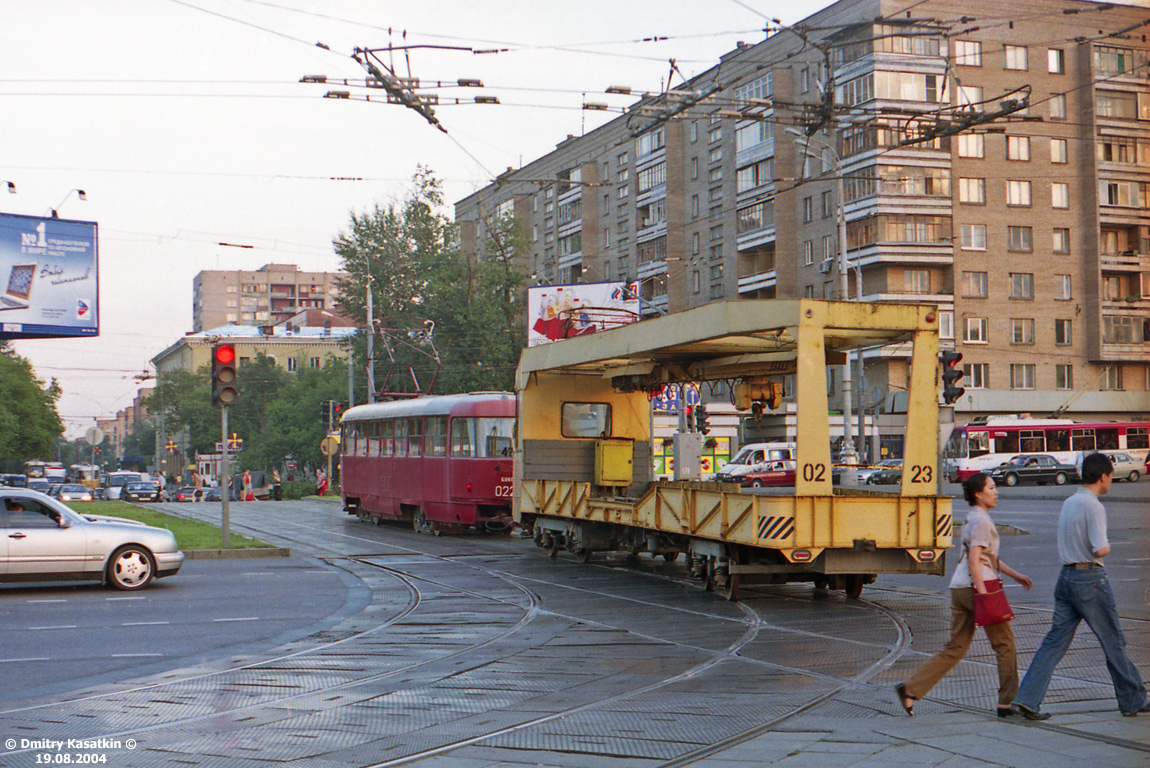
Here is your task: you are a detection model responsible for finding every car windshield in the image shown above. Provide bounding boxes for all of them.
[126,483,152,491]
[61,485,87,492]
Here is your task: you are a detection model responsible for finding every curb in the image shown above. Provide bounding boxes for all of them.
[183,547,291,560]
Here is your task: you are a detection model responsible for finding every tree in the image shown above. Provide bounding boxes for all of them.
[0,343,64,459]
[256,358,347,471]
[336,167,528,397]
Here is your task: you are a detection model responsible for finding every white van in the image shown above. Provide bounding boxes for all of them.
[714,442,796,483]
[104,471,150,500]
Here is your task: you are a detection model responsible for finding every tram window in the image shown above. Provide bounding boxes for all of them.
[408,418,423,457]
[561,402,611,439]
[967,430,989,457]
[1048,429,1070,452]
[1128,426,1148,450]
[451,418,474,457]
[394,419,408,456]
[1020,430,1045,453]
[1071,428,1095,451]
[450,417,515,457]
[1096,427,1119,450]
[425,417,448,457]
[996,431,1020,454]
[944,430,965,458]
[380,420,394,457]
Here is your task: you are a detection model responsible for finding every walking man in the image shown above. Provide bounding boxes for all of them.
[1011,452,1149,720]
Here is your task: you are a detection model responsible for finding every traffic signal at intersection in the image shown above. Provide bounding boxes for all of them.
[940,351,965,405]
[211,344,238,407]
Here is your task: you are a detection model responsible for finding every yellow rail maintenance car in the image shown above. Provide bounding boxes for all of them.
[514,299,953,600]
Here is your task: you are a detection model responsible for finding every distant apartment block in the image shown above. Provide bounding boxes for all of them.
[456,0,1150,422]
[192,264,347,332]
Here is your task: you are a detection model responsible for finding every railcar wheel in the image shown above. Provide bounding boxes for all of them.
[1054,472,1067,486]
[1003,473,1019,487]
[813,577,829,590]
[720,547,741,601]
[844,575,865,600]
[413,509,433,535]
[547,541,560,558]
[662,550,680,562]
[106,545,156,590]
[575,548,592,565]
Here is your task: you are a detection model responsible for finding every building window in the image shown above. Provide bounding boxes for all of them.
[1007,136,1030,161]
[801,67,810,93]
[904,269,930,294]
[1104,315,1141,344]
[964,362,988,388]
[957,133,984,158]
[1054,274,1072,300]
[939,310,954,339]
[1051,183,1069,209]
[1010,364,1036,390]
[708,167,723,183]
[954,40,982,66]
[1007,226,1033,252]
[964,317,989,343]
[1004,45,1028,71]
[709,146,723,164]
[1050,138,1068,164]
[802,197,813,223]
[958,177,985,204]
[691,158,698,180]
[956,84,983,110]
[736,158,774,192]
[310,357,321,368]
[1055,364,1073,390]
[961,224,987,250]
[1049,94,1067,120]
[962,271,988,298]
[823,235,834,261]
[1007,179,1035,205]
[692,195,699,219]
[689,122,697,143]
[1048,48,1065,74]
[692,270,701,294]
[692,232,700,254]
[1010,272,1034,299]
[1101,365,1124,390]
[1052,228,1071,254]
[803,240,814,265]
[1011,318,1035,345]
[1055,318,1072,345]
[287,357,297,372]
[1094,45,1133,75]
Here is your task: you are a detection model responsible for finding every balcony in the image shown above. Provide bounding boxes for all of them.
[1100,250,1149,272]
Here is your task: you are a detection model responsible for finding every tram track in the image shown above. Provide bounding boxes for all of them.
[3,502,1143,766]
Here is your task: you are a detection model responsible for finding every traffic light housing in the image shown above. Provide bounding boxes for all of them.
[941,350,965,405]
[211,344,238,406]
[684,404,697,432]
[700,407,712,435]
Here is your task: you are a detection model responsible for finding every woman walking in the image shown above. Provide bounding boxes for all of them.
[895,472,1034,717]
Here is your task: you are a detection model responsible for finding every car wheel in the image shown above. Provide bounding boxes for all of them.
[1128,470,1140,483]
[106,545,156,590]
[751,479,764,488]
[1054,472,1067,486]
[1004,473,1019,487]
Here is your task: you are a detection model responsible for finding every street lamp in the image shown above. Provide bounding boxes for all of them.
[785,127,859,472]
[49,188,86,218]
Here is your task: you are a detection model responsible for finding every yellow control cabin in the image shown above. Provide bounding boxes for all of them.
[515,299,953,600]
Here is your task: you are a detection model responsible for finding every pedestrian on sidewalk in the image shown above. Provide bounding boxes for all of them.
[1011,452,1149,720]
[192,470,203,502]
[315,469,328,496]
[242,469,254,501]
[272,468,282,501]
[895,472,1034,717]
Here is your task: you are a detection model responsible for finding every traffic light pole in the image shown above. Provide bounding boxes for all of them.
[220,405,230,547]
[326,399,334,489]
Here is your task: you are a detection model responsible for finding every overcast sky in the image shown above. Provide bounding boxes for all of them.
[3,0,835,438]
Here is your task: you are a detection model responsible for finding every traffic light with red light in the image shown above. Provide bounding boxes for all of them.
[212,344,239,407]
[940,350,965,405]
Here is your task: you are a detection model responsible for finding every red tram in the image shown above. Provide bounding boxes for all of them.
[340,392,516,533]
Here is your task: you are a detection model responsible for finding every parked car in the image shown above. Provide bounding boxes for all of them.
[205,486,225,502]
[0,489,183,589]
[1099,451,1142,483]
[989,454,1078,487]
[858,459,902,484]
[173,487,197,502]
[55,484,93,503]
[869,463,904,485]
[27,480,51,494]
[741,460,797,488]
[122,482,160,503]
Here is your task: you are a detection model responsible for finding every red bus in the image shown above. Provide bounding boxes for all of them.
[340,392,516,533]
[944,415,1150,481]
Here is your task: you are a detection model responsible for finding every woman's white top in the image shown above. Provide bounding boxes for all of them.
[949,505,999,589]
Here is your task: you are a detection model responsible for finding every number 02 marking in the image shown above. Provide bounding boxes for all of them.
[801,463,826,482]
[910,465,933,483]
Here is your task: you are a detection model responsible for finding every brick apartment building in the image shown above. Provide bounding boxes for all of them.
[192,264,347,332]
[456,0,1150,426]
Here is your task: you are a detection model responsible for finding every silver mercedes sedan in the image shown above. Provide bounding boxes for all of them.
[1,489,184,590]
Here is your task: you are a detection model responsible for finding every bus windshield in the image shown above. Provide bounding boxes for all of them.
[451,417,515,457]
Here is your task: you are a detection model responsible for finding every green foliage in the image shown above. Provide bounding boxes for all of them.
[281,477,317,500]
[0,343,64,459]
[336,167,528,396]
[254,357,347,470]
[84,501,271,550]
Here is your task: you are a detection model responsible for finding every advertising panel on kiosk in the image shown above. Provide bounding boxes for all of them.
[0,212,99,340]
[526,281,640,347]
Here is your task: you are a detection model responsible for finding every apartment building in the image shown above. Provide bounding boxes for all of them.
[192,264,346,332]
[456,0,1150,424]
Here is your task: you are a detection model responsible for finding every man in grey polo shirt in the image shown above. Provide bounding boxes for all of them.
[1011,452,1149,720]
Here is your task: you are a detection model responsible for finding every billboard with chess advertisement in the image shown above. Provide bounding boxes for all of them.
[527,281,640,347]
[0,212,99,339]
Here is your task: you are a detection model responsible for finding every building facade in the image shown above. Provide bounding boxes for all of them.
[456,0,1150,425]
[192,264,347,332]
[152,324,355,378]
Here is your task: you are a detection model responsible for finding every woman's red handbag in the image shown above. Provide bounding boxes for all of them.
[973,579,1014,626]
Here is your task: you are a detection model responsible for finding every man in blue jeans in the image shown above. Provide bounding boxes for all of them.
[1011,452,1149,720]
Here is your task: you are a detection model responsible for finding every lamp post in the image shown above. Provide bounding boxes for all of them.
[48,188,86,218]
[785,128,859,474]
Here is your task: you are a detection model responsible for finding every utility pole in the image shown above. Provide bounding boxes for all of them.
[366,283,375,403]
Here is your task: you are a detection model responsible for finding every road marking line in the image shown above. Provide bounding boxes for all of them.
[213,617,260,622]
[30,625,77,630]
[111,653,163,658]
[106,596,147,601]
[122,621,170,626]
[0,657,50,663]
[26,599,67,603]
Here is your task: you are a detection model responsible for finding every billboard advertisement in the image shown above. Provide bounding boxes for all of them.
[527,281,640,347]
[0,213,99,339]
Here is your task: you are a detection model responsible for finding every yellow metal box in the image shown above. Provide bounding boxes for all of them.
[595,439,633,485]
